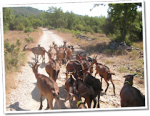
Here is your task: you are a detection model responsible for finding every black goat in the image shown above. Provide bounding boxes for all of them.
[83,69,103,108]
[120,74,145,107]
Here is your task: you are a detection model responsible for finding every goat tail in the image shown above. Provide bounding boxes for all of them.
[109,70,115,75]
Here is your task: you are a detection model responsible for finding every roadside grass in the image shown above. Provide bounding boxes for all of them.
[4,28,43,98]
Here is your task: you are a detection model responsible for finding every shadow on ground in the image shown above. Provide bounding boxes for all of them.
[7,102,30,111]
[31,83,45,102]
[53,85,77,109]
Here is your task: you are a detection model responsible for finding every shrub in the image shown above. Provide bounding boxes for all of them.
[24,27,32,33]
[4,39,25,72]
[25,37,33,43]
[48,25,55,30]
[17,23,24,31]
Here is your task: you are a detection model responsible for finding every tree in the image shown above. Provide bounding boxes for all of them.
[23,18,31,28]
[30,18,43,29]
[3,8,14,32]
[56,18,67,28]
[108,3,141,40]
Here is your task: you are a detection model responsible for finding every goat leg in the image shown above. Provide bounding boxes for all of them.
[93,98,97,108]
[48,98,53,110]
[39,94,43,110]
[104,78,109,93]
[55,97,61,109]
[110,78,115,95]
[97,91,100,108]
[46,99,49,109]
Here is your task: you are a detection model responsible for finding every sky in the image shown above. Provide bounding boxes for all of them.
[29,1,142,18]
[29,2,109,17]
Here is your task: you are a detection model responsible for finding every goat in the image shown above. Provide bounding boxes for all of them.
[64,73,76,108]
[93,56,115,95]
[76,52,87,61]
[23,45,46,63]
[29,61,61,110]
[45,58,60,82]
[56,47,67,66]
[66,46,73,61]
[80,59,94,75]
[82,67,103,108]
[63,41,67,48]
[120,74,145,107]
[47,46,56,60]
[66,60,83,79]
[74,76,96,108]
[70,45,74,53]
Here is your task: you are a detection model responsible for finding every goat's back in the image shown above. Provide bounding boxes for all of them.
[84,73,102,91]
[37,75,56,97]
[66,60,82,72]
[77,80,95,97]
[120,85,145,107]
[32,47,46,55]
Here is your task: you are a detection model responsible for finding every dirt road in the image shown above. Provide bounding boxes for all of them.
[5,28,145,112]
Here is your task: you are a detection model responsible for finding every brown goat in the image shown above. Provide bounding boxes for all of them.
[47,46,56,60]
[64,73,76,108]
[63,41,67,48]
[120,74,145,107]
[23,45,46,63]
[93,57,115,95]
[45,58,60,82]
[66,60,83,79]
[74,77,96,108]
[29,62,61,110]
[80,59,94,76]
[56,47,67,66]
[66,46,73,61]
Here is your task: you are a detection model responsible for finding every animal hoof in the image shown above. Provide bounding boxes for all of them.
[39,105,43,110]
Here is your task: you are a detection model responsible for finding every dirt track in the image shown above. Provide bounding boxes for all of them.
[5,28,145,112]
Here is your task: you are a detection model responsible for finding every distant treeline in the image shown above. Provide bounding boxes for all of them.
[3,3,142,44]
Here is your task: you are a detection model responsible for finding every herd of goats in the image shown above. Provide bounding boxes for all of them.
[23,41,145,110]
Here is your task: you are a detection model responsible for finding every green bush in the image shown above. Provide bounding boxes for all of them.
[17,23,24,31]
[25,37,33,43]
[48,25,55,30]
[24,27,32,33]
[4,39,25,72]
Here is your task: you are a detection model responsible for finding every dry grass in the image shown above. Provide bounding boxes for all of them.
[4,28,43,102]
